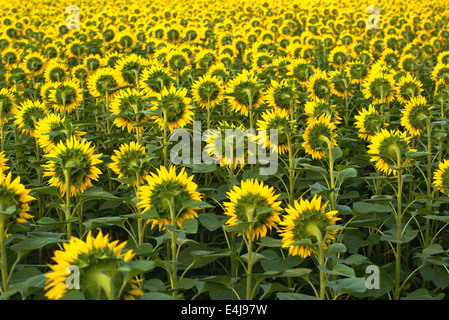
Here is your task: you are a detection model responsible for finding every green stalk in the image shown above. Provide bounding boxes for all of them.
[425,118,432,246]
[64,169,72,239]
[246,211,254,300]
[168,198,178,296]
[394,147,403,300]
[0,214,8,293]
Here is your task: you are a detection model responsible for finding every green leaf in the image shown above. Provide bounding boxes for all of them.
[332,147,343,160]
[83,216,127,231]
[11,236,66,254]
[325,243,347,257]
[277,292,317,300]
[257,236,283,248]
[119,260,157,280]
[198,213,227,231]
[337,168,357,185]
[353,202,392,214]
[318,263,355,278]
[182,199,214,208]
[181,218,198,234]
[423,244,445,258]
[403,288,445,300]
[77,188,127,201]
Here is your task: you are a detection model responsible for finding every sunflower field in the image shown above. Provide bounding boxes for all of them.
[1,0,449,302]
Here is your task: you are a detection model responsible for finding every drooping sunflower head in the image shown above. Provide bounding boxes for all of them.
[207,62,229,82]
[14,100,49,136]
[42,136,103,197]
[354,104,385,142]
[264,79,297,117]
[139,63,173,96]
[0,152,9,172]
[87,67,121,99]
[226,69,263,116]
[279,195,340,258]
[34,113,86,154]
[401,95,432,137]
[362,69,396,104]
[23,52,45,75]
[5,63,28,88]
[136,165,202,231]
[0,170,36,224]
[44,229,143,300]
[165,49,190,73]
[151,86,193,132]
[49,80,83,114]
[110,88,147,133]
[114,53,149,87]
[307,71,334,101]
[434,160,449,196]
[395,73,424,104]
[328,45,351,69]
[195,49,217,70]
[71,65,90,84]
[431,62,449,93]
[367,129,415,175]
[0,87,18,123]
[83,54,104,72]
[302,115,338,160]
[109,141,151,185]
[304,98,341,125]
[223,179,282,240]
[192,74,224,109]
[44,60,68,83]
[345,60,370,84]
[398,53,417,73]
[257,109,293,155]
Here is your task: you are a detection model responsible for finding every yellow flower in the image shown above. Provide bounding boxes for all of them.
[302,115,338,160]
[279,195,340,258]
[136,165,202,231]
[223,179,282,240]
[14,100,49,136]
[192,74,224,109]
[434,160,449,196]
[44,229,142,300]
[226,69,263,116]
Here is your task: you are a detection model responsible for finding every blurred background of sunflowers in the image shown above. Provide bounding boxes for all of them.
[0,0,449,301]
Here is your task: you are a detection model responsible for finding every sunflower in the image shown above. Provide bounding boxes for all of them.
[431,62,449,92]
[151,86,194,132]
[87,67,121,99]
[287,58,315,86]
[114,54,149,87]
[264,79,297,117]
[395,73,424,104]
[434,160,449,196]
[1,48,19,65]
[34,113,86,153]
[65,39,86,58]
[328,45,351,69]
[354,104,384,142]
[14,100,49,136]
[71,65,90,84]
[302,115,338,160]
[398,53,417,73]
[0,152,9,172]
[401,95,432,137]
[136,165,202,231]
[195,49,217,70]
[102,52,123,69]
[139,63,173,96]
[109,141,151,185]
[207,62,229,81]
[44,60,68,82]
[49,80,83,114]
[257,109,293,155]
[307,71,334,101]
[304,98,341,125]
[0,170,36,224]
[4,63,28,88]
[23,52,45,75]
[83,54,104,72]
[109,88,148,133]
[165,49,190,74]
[203,121,252,167]
[192,74,224,109]
[367,129,415,175]
[278,195,340,258]
[251,51,274,74]
[0,87,18,123]
[42,136,103,197]
[44,229,143,300]
[226,69,263,116]
[223,179,282,240]
[362,69,396,104]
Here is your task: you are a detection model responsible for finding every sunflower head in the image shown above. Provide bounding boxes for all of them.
[44,229,143,300]
[354,104,385,142]
[264,79,297,117]
[87,67,121,99]
[307,72,334,101]
[257,109,294,155]
[109,141,151,185]
[279,195,340,258]
[401,95,432,137]
[0,87,18,123]
[114,54,149,87]
[0,170,35,224]
[110,88,148,133]
[223,179,282,240]
[304,98,341,125]
[49,80,83,114]
[367,129,415,175]
[42,136,103,197]
[14,100,49,136]
[136,165,202,231]
[302,115,338,160]
[434,160,449,196]
[151,86,193,132]
[362,69,396,104]
[226,69,263,116]
[192,74,224,109]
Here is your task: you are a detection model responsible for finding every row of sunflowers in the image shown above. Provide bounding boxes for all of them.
[1,0,449,300]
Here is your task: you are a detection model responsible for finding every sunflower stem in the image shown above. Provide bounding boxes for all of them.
[0,214,8,293]
[64,169,72,239]
[394,146,403,300]
[246,221,254,300]
[168,198,178,296]
[425,118,432,247]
